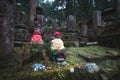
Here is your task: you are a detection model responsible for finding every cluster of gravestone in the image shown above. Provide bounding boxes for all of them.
[2,0,120,49]
[14,4,44,47]
[14,12,30,47]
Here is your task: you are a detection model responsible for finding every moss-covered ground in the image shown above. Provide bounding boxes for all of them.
[0,46,120,80]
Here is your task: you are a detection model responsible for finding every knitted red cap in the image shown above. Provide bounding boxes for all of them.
[53,31,61,36]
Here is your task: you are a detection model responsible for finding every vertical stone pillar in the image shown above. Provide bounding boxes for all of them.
[36,14,44,28]
[93,10,102,27]
[35,6,44,29]
[52,19,58,29]
[17,12,26,25]
[67,15,76,31]
[80,22,88,42]
[80,23,88,36]
[93,10,102,37]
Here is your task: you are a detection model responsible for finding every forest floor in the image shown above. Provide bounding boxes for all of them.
[0,45,120,80]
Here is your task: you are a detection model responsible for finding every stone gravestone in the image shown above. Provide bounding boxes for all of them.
[93,10,102,27]
[64,15,78,47]
[17,12,26,25]
[93,10,102,37]
[35,6,44,30]
[36,15,44,28]
[15,11,30,44]
[80,23,88,37]
[79,22,88,42]
[67,15,76,31]
[51,19,58,31]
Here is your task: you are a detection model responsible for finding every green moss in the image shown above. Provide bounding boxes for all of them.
[0,46,120,80]
[18,67,103,80]
[66,46,120,57]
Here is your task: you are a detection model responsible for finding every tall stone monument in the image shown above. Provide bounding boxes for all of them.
[67,15,76,31]
[79,22,88,42]
[93,10,102,27]
[35,6,44,30]
[93,10,102,37]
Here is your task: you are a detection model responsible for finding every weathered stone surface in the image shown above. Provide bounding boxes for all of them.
[67,15,76,31]
[78,53,120,62]
[17,12,26,25]
[36,14,44,28]
[97,22,120,48]
[93,10,102,27]
[62,32,79,47]
[77,22,88,43]
[80,23,88,36]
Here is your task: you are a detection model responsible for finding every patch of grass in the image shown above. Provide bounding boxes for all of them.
[66,47,86,64]
[66,46,120,56]
[0,46,120,80]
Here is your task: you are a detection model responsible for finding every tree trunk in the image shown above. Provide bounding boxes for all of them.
[29,0,38,27]
[118,0,120,17]
[0,0,15,58]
